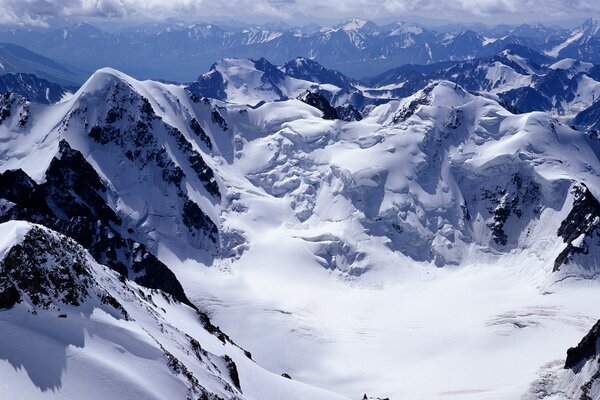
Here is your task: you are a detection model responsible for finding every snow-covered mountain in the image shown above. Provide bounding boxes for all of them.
[0,73,68,103]
[528,318,600,399]
[1,60,600,399]
[187,57,367,116]
[367,45,600,119]
[0,221,345,400]
[0,42,84,87]
[5,18,600,81]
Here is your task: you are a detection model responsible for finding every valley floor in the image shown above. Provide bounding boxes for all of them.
[169,250,600,400]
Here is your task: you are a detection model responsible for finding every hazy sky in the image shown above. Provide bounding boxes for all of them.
[1,0,599,27]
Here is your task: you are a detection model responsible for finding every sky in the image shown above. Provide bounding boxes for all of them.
[1,0,599,27]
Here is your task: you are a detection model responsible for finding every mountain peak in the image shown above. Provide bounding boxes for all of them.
[339,18,367,30]
[76,67,138,98]
[580,17,600,36]
[388,22,424,36]
[0,221,109,311]
[63,22,103,37]
[335,18,378,32]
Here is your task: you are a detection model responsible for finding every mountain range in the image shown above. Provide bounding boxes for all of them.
[1,15,600,400]
[2,18,600,81]
[0,52,599,398]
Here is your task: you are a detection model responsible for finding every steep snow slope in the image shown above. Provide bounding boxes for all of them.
[1,66,600,399]
[0,68,222,261]
[0,221,348,400]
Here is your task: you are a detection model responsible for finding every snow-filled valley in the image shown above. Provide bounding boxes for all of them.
[1,55,600,400]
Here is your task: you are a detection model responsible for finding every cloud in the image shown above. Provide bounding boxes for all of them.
[0,0,599,26]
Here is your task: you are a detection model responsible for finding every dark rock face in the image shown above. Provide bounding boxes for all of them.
[0,141,192,306]
[392,83,435,123]
[0,225,128,320]
[253,57,286,99]
[297,91,339,120]
[210,107,228,131]
[499,87,553,113]
[554,184,600,272]
[575,100,600,131]
[223,355,241,391]
[0,92,30,127]
[335,104,363,121]
[565,320,600,369]
[481,173,541,246]
[187,68,227,102]
[0,284,20,309]
[189,117,213,150]
[0,226,93,309]
[167,126,221,199]
[282,57,358,90]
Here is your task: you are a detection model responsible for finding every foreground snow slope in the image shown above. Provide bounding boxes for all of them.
[1,64,600,399]
[0,221,348,400]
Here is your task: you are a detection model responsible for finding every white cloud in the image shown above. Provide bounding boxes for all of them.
[0,0,599,26]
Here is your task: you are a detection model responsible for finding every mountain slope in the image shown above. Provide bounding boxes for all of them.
[0,42,84,87]
[1,64,600,399]
[367,47,600,117]
[0,73,67,103]
[0,221,348,400]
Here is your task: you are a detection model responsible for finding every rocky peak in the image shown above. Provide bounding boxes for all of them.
[0,92,29,127]
[554,184,600,272]
[0,141,194,306]
[0,222,126,318]
[297,90,339,120]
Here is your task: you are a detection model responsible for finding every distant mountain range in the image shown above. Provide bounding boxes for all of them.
[0,42,84,87]
[2,18,600,81]
[0,42,86,103]
[180,51,600,131]
[5,29,600,130]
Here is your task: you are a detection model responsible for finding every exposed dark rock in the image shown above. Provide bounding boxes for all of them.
[183,199,219,244]
[575,99,600,131]
[0,74,67,104]
[565,320,600,369]
[499,87,552,113]
[166,126,221,199]
[187,68,227,101]
[392,83,435,123]
[282,57,358,90]
[0,141,192,306]
[297,90,339,120]
[0,226,92,309]
[0,285,20,309]
[0,92,30,127]
[335,104,362,121]
[100,293,130,320]
[554,184,600,272]
[190,117,213,150]
[211,107,228,131]
[481,172,541,246]
[223,355,241,391]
